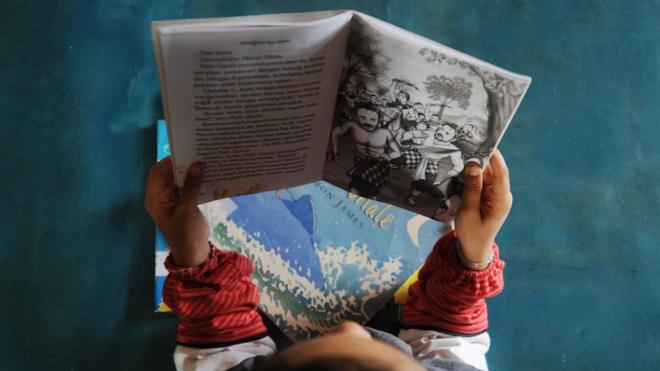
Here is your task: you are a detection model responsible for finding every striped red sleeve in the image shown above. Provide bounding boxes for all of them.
[402,231,505,335]
[163,242,267,347]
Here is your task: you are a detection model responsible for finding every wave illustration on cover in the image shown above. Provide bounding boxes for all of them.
[224,192,324,291]
[201,184,442,341]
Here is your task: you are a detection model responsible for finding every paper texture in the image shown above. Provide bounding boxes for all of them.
[154,12,352,203]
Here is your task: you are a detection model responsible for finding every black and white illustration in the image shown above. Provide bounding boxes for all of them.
[323,15,530,220]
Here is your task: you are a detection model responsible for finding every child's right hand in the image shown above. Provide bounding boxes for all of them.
[455,150,513,267]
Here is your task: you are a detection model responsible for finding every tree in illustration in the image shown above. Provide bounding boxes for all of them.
[423,75,473,120]
[342,17,391,86]
[419,48,527,157]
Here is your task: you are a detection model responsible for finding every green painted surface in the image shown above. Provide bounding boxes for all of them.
[1,1,658,369]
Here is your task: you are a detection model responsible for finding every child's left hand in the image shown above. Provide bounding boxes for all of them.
[144,157,209,266]
[455,150,513,266]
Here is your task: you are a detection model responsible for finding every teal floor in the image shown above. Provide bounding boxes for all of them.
[2,1,659,370]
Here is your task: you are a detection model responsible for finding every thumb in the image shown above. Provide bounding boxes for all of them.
[179,162,204,207]
[460,162,483,211]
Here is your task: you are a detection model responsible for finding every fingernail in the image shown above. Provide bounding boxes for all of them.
[189,163,204,177]
[466,164,480,176]
[465,158,481,166]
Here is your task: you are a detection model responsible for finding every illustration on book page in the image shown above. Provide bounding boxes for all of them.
[324,14,530,220]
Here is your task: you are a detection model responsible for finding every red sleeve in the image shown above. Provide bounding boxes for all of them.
[402,231,505,335]
[163,242,267,346]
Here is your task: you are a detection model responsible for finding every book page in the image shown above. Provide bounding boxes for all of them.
[323,12,531,220]
[153,12,351,203]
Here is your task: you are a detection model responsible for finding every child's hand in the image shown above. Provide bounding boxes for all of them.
[144,157,209,266]
[455,150,512,266]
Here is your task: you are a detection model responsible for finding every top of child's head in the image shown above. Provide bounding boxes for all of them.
[255,321,424,371]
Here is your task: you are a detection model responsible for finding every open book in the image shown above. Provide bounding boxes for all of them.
[152,10,531,218]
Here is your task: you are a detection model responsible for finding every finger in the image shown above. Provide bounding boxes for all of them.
[179,162,204,208]
[145,157,175,201]
[482,162,494,187]
[150,156,173,179]
[488,150,510,195]
[146,157,174,194]
[460,161,483,211]
[145,157,178,213]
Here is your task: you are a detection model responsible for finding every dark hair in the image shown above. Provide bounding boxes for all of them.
[396,90,410,101]
[435,122,470,142]
[255,356,391,371]
[441,121,458,130]
[354,103,382,122]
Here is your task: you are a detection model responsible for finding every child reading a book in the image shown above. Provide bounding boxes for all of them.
[145,150,512,371]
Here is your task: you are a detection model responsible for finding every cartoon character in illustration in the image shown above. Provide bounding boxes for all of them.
[335,77,358,124]
[383,79,417,141]
[331,103,403,197]
[400,122,465,206]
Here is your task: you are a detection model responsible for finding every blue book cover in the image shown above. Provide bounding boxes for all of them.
[154,120,445,341]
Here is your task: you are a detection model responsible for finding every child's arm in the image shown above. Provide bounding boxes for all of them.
[401,231,504,334]
[145,158,270,356]
[400,150,512,369]
[145,157,209,267]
